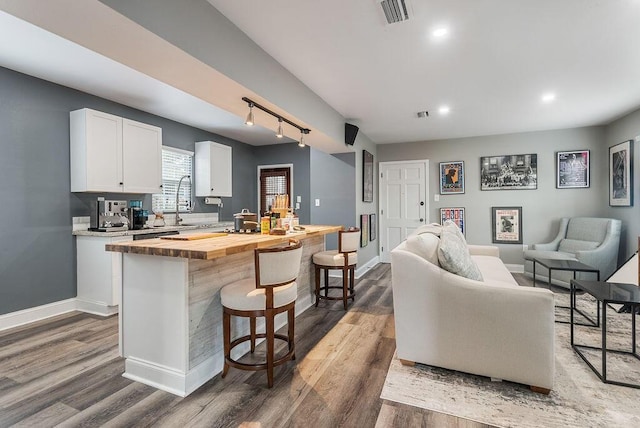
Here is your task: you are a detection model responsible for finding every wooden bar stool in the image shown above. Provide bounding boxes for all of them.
[220,239,303,388]
[313,228,360,310]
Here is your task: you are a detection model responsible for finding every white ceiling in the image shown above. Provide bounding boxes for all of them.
[208,0,640,144]
[2,1,640,149]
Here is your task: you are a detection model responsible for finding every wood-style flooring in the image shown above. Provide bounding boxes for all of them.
[0,264,492,427]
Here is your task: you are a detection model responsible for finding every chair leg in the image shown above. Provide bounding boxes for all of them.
[342,267,348,310]
[288,305,296,360]
[266,309,275,388]
[222,310,230,378]
[349,266,355,297]
[324,269,329,295]
[315,265,320,307]
[250,316,256,353]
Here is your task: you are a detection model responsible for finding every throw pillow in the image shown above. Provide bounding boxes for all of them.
[405,232,440,265]
[437,220,483,281]
[558,238,600,254]
[411,223,443,237]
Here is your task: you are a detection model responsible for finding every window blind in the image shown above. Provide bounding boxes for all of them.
[152,147,193,213]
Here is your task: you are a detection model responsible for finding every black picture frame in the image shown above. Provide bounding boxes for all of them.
[363,150,374,202]
[439,161,465,194]
[609,140,633,207]
[557,150,590,189]
[491,206,522,244]
[440,207,465,235]
[480,154,537,190]
[369,214,377,241]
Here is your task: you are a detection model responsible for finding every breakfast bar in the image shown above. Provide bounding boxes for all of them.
[106,225,342,397]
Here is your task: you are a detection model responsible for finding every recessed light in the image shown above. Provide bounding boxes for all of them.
[433,27,449,38]
[438,106,450,115]
[541,93,556,103]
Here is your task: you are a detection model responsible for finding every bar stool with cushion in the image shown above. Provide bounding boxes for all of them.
[220,239,303,388]
[313,228,360,310]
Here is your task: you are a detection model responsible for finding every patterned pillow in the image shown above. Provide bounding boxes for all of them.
[437,220,483,281]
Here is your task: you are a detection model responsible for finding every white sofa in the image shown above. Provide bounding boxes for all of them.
[391,225,555,392]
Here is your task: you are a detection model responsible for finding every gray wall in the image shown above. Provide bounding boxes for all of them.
[253,143,311,224]
[604,107,640,261]
[378,127,607,265]
[0,66,252,315]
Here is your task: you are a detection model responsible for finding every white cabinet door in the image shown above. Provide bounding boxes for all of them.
[122,118,162,194]
[195,141,232,197]
[76,235,133,316]
[70,109,123,192]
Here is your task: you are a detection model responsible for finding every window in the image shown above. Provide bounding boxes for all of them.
[259,167,291,216]
[152,147,193,213]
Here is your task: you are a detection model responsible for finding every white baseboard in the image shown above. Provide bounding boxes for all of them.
[75,299,119,317]
[506,264,525,273]
[0,298,77,332]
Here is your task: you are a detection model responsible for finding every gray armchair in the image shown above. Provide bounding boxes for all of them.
[523,217,622,288]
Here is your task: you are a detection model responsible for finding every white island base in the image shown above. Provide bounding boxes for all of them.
[119,235,323,396]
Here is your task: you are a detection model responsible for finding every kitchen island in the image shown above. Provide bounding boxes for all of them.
[106,225,342,396]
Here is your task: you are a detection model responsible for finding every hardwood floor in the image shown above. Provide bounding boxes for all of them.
[0,264,492,427]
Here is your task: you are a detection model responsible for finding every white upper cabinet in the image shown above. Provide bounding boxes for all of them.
[195,141,232,197]
[70,108,162,193]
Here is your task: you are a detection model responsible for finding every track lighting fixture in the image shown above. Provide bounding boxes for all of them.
[245,102,254,126]
[242,97,311,146]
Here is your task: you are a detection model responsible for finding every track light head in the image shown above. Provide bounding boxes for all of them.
[245,103,254,126]
[298,129,308,147]
[276,118,284,139]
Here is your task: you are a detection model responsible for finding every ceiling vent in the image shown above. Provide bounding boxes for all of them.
[380,0,410,24]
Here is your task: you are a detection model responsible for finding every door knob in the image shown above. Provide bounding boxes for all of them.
[420,201,425,206]
[420,218,424,222]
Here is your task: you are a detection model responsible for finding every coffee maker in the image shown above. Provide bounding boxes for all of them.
[127,200,148,230]
[90,198,129,231]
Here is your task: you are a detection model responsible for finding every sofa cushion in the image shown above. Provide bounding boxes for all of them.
[411,223,443,237]
[437,221,483,281]
[523,249,577,262]
[405,232,440,265]
[557,238,600,254]
[472,255,517,285]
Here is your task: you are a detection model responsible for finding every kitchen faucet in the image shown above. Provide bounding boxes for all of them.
[175,174,192,225]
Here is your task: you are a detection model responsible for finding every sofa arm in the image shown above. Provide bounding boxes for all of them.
[532,217,569,251]
[468,245,499,257]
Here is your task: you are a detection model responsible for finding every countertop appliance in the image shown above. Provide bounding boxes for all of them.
[234,209,258,232]
[90,198,129,232]
[128,200,148,230]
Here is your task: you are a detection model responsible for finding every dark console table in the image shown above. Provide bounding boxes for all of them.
[570,279,640,389]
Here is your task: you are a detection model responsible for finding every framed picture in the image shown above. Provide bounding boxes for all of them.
[557,150,590,188]
[491,207,522,244]
[360,214,369,247]
[369,214,377,241]
[480,154,537,190]
[440,207,465,235]
[363,150,374,202]
[439,161,465,194]
[609,140,633,206]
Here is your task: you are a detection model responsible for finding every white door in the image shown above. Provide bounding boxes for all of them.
[379,160,429,263]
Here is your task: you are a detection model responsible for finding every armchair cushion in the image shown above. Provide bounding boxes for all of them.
[558,238,599,254]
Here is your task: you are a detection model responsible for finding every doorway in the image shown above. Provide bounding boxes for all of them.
[378,160,429,263]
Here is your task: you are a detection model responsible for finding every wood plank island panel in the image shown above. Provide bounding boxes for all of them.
[118,227,336,397]
[106,225,342,260]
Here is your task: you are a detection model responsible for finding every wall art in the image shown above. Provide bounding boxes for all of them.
[440,207,465,235]
[609,140,633,206]
[481,154,537,190]
[360,214,369,247]
[557,150,590,189]
[439,161,465,194]
[491,206,522,244]
[369,213,377,241]
[363,150,374,202]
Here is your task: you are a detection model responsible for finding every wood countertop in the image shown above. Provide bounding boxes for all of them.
[105,225,342,260]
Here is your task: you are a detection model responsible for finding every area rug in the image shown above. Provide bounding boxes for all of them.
[381,279,640,427]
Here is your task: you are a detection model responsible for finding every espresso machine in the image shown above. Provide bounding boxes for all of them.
[89,198,129,232]
[127,200,148,230]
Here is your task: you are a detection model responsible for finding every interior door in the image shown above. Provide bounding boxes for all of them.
[379,161,429,263]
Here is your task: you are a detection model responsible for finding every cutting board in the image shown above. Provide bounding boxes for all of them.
[161,232,227,241]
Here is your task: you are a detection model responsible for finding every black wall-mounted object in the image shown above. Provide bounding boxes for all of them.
[345,123,359,146]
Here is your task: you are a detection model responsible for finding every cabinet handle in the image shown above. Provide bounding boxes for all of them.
[119,182,123,186]
[160,184,163,188]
